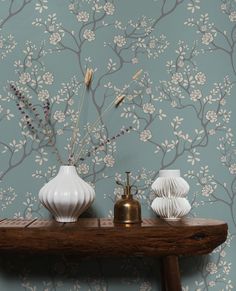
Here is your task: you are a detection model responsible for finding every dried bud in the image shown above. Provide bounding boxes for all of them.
[84,68,93,88]
[132,69,143,81]
[115,95,125,108]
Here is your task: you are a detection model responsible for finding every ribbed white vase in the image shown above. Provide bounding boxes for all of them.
[151,169,191,220]
[39,165,95,222]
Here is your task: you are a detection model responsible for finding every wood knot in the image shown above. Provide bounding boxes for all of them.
[191,232,206,241]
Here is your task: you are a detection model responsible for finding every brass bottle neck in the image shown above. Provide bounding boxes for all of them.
[125,185,131,195]
[124,172,132,197]
[123,186,133,199]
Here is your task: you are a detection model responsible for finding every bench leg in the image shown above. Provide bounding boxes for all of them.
[161,255,181,291]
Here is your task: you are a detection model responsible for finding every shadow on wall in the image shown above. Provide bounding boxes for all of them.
[0,254,210,289]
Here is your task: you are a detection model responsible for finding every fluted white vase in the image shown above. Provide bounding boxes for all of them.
[151,197,191,220]
[39,165,95,222]
[151,169,191,220]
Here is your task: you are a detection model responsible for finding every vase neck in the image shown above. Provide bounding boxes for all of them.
[58,165,78,176]
[159,169,180,177]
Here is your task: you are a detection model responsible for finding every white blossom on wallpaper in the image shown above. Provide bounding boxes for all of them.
[0,0,235,290]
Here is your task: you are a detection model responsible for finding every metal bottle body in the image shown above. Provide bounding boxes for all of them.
[113,172,142,224]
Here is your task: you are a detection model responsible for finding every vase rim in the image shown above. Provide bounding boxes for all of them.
[60,165,76,168]
[159,169,180,177]
[58,165,78,175]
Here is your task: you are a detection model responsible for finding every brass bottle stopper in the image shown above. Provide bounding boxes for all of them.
[114,171,142,224]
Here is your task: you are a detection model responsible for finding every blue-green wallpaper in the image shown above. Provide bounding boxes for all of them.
[0,0,235,290]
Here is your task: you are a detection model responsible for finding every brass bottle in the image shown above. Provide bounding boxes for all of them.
[114,172,142,224]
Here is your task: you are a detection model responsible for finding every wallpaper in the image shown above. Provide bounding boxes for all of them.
[0,0,235,290]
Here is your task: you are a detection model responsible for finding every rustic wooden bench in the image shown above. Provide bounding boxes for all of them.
[0,218,227,291]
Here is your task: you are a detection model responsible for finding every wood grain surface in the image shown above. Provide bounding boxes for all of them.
[0,218,227,256]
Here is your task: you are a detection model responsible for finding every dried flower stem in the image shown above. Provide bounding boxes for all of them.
[73,99,119,163]
[10,84,63,165]
[74,69,142,163]
[10,84,42,125]
[47,134,64,164]
[76,126,133,164]
[115,95,125,108]
[10,68,142,166]
[68,84,86,163]
[132,69,143,81]
[68,68,94,164]
[84,68,93,88]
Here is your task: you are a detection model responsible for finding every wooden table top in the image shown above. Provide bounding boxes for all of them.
[0,218,228,257]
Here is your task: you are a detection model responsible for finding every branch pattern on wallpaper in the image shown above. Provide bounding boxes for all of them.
[0,0,235,290]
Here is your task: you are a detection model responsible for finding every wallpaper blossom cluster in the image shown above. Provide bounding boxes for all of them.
[0,0,235,290]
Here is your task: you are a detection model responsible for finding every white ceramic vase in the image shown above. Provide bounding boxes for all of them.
[151,169,191,220]
[39,165,95,222]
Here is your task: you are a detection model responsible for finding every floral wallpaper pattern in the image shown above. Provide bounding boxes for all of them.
[0,0,235,290]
